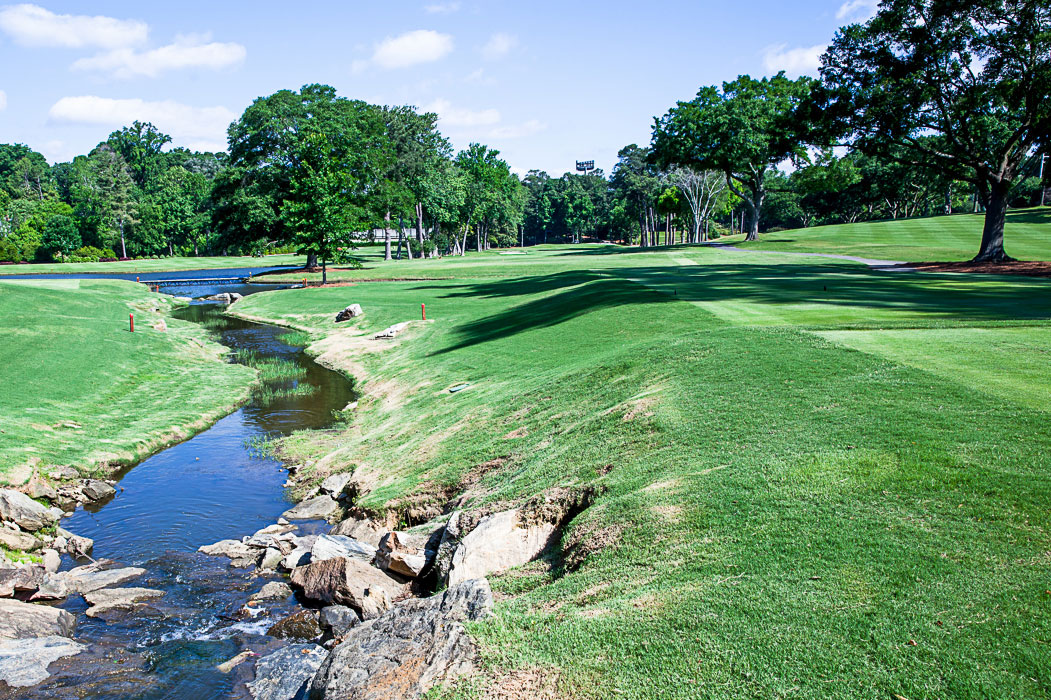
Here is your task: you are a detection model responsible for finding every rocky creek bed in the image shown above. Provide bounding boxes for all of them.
[0,288,590,699]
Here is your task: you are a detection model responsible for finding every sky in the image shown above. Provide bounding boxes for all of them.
[0,0,878,176]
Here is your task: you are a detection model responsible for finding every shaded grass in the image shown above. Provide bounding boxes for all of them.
[236,238,1051,699]
[0,253,306,276]
[0,279,256,481]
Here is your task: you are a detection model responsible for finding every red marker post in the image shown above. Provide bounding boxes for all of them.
[129,313,135,333]
[421,303,426,321]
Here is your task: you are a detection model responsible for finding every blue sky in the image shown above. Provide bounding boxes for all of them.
[0,0,876,175]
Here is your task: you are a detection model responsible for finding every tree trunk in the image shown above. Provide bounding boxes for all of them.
[119,221,127,258]
[973,181,1012,263]
[322,259,327,285]
[384,211,392,260]
[306,252,318,269]
[743,190,763,242]
[415,202,424,248]
[475,223,482,253]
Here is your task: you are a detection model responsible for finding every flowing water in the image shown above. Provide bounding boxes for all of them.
[4,278,356,700]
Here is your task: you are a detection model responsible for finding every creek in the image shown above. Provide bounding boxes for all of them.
[6,275,356,699]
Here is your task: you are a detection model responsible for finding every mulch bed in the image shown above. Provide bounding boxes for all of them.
[903,260,1051,277]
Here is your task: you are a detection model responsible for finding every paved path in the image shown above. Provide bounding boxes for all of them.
[701,242,906,270]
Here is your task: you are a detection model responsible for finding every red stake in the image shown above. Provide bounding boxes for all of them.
[129,313,134,333]
[421,303,426,321]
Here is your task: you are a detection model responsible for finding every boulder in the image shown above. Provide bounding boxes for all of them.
[0,489,57,532]
[318,604,360,639]
[29,574,69,602]
[46,465,80,481]
[433,511,466,583]
[64,532,94,559]
[63,565,145,594]
[26,481,58,502]
[334,304,363,323]
[308,579,494,700]
[290,557,407,620]
[259,547,284,570]
[80,480,116,502]
[84,587,164,617]
[330,517,385,547]
[0,599,76,639]
[248,644,328,700]
[282,495,341,521]
[0,527,41,552]
[0,566,46,598]
[310,534,376,564]
[282,546,312,571]
[0,636,85,687]
[447,509,557,586]
[198,539,261,568]
[375,531,427,578]
[41,550,60,574]
[267,609,322,641]
[319,473,353,499]
[250,581,293,602]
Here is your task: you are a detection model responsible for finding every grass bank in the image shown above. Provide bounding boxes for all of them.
[0,252,305,276]
[720,207,1051,262]
[0,279,256,483]
[234,239,1051,699]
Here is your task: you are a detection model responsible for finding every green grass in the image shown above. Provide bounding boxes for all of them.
[234,233,1051,699]
[0,253,306,276]
[719,207,1051,262]
[233,350,308,381]
[0,279,256,481]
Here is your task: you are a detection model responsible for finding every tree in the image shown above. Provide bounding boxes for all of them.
[610,145,660,245]
[816,0,1051,261]
[663,166,727,242]
[455,144,517,254]
[106,121,172,190]
[89,145,138,258]
[40,214,80,259]
[652,73,815,241]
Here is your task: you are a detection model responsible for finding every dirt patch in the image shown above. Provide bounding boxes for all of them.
[562,521,624,572]
[651,504,683,522]
[483,667,566,700]
[643,478,680,492]
[904,260,1051,277]
[622,396,657,422]
[519,486,600,529]
[502,427,528,440]
[387,456,512,524]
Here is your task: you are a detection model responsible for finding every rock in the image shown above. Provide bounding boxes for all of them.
[84,587,164,617]
[267,609,322,641]
[152,319,168,332]
[26,481,58,502]
[447,509,557,586]
[319,473,353,499]
[0,489,57,532]
[290,557,407,620]
[259,547,284,570]
[29,574,69,602]
[63,564,145,594]
[205,292,234,303]
[0,599,76,639]
[80,480,116,502]
[0,553,13,570]
[376,531,427,578]
[46,465,80,481]
[0,527,41,552]
[199,539,261,568]
[318,605,359,639]
[250,581,293,602]
[0,636,85,687]
[64,533,94,559]
[329,517,385,547]
[308,579,494,700]
[310,534,376,564]
[41,550,60,574]
[433,511,466,583]
[282,546,312,571]
[248,644,327,700]
[0,566,46,598]
[282,495,341,521]
[217,649,255,673]
[334,304,363,323]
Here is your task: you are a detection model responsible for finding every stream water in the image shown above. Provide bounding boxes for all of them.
[4,278,356,700]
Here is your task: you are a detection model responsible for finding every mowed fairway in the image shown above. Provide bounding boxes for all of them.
[233,233,1051,699]
[0,279,255,481]
[722,207,1051,262]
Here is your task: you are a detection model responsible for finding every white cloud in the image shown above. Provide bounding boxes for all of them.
[487,119,546,140]
[762,43,824,76]
[0,90,6,111]
[48,96,235,150]
[837,0,878,21]
[370,29,453,70]
[72,35,245,78]
[0,4,147,48]
[423,98,500,127]
[481,32,517,60]
[424,2,460,13]
[464,68,496,85]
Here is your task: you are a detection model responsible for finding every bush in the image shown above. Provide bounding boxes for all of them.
[68,246,107,263]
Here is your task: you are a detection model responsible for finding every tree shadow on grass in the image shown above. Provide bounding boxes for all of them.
[1006,208,1051,226]
[426,262,1051,354]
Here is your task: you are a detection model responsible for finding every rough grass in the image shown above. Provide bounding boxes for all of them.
[0,279,256,482]
[234,230,1051,700]
[721,207,1051,262]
